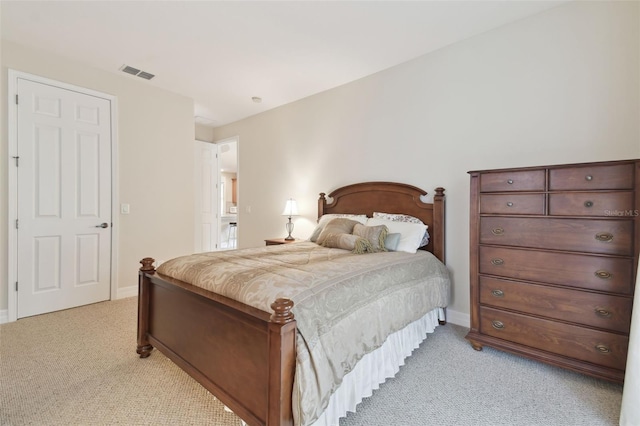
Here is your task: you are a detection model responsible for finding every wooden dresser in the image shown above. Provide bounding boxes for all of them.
[466,159,639,383]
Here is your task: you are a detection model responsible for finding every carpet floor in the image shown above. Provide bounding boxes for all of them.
[0,297,623,425]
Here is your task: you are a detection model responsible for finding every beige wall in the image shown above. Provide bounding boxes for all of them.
[1,40,196,312]
[212,1,640,320]
[195,123,215,142]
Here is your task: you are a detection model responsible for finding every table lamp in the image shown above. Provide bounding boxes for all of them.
[282,198,299,241]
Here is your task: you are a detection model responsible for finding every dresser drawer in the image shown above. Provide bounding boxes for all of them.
[479,277,632,333]
[480,170,545,192]
[480,194,545,215]
[479,246,633,294]
[480,217,634,256]
[479,306,629,371]
[549,192,634,217]
[550,164,635,191]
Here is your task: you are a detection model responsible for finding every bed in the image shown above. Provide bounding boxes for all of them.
[136,182,448,426]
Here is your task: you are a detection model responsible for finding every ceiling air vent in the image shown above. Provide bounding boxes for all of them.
[137,71,155,80]
[121,65,140,75]
[119,65,155,80]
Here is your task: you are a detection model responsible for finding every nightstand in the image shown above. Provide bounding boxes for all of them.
[265,238,300,246]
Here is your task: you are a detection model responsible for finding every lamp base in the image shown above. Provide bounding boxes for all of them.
[285,218,294,241]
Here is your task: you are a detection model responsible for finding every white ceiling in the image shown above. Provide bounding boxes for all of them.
[1,1,567,127]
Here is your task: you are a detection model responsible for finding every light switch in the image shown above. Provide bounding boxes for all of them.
[121,203,130,214]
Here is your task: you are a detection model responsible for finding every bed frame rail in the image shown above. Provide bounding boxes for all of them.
[137,258,296,426]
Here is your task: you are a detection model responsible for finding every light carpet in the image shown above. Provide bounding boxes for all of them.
[0,297,623,425]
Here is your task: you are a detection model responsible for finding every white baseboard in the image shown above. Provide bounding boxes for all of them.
[0,288,137,325]
[116,285,138,299]
[444,308,470,329]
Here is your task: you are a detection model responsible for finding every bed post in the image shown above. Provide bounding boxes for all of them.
[136,257,155,358]
[267,298,297,426]
[433,187,446,264]
[318,192,327,219]
[432,188,446,326]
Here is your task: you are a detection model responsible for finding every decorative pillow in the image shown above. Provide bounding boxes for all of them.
[309,214,368,242]
[384,233,401,251]
[373,212,430,247]
[353,223,388,252]
[316,218,361,245]
[320,233,372,254]
[366,217,427,254]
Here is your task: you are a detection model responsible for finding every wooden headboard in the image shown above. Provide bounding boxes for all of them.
[318,182,446,263]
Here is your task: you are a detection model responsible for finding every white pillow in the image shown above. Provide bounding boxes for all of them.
[309,214,368,242]
[366,217,427,254]
[373,212,430,247]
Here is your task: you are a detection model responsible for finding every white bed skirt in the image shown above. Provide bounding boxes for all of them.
[310,307,443,426]
[232,307,443,426]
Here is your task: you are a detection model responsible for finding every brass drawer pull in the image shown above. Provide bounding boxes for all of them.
[491,258,504,266]
[491,289,505,298]
[507,179,514,184]
[594,270,612,279]
[595,344,611,354]
[506,202,514,207]
[585,175,593,181]
[595,232,613,242]
[491,320,505,330]
[491,227,505,236]
[584,200,594,208]
[594,308,612,318]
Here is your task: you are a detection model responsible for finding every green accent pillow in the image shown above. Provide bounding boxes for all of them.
[384,233,401,251]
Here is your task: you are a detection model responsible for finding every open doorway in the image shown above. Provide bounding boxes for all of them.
[194,137,238,252]
[218,139,238,249]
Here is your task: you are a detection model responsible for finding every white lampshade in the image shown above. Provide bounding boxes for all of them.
[282,198,299,216]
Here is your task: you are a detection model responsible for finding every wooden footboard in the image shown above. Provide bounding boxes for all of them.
[136,258,297,426]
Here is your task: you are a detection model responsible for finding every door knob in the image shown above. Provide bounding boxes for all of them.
[96,223,109,228]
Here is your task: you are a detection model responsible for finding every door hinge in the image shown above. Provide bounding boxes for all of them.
[15,94,18,105]
[15,219,19,229]
[12,156,19,167]
[15,282,18,292]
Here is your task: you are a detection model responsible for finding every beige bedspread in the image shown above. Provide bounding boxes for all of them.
[157,242,450,426]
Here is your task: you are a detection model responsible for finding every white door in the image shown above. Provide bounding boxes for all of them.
[194,140,219,252]
[16,78,112,318]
